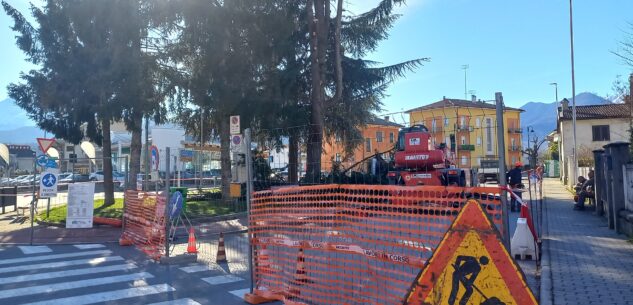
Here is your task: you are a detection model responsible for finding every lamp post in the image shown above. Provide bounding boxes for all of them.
[461,64,469,100]
[569,0,578,179]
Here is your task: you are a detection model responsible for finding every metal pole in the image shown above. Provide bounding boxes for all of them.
[244,128,254,293]
[30,159,36,245]
[144,117,150,192]
[569,0,578,180]
[495,92,511,250]
[124,156,129,190]
[462,64,469,100]
[164,147,171,258]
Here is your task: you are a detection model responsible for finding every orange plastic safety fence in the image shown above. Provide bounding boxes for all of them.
[249,184,503,305]
[120,190,167,260]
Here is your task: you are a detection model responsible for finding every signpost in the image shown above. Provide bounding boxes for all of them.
[36,138,56,154]
[66,182,96,229]
[230,115,240,135]
[39,168,59,198]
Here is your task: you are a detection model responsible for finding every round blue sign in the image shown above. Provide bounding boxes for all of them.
[36,155,49,167]
[41,173,57,187]
[169,191,184,218]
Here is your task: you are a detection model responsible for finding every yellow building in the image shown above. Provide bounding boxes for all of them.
[405,97,524,169]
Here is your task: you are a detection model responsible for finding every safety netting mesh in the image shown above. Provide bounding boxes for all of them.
[120,190,167,260]
[249,184,503,304]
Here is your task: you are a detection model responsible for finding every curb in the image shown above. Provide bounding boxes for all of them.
[539,192,553,305]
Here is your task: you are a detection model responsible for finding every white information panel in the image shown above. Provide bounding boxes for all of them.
[66,182,96,228]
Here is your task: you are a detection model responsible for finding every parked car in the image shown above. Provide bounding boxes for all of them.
[90,170,126,184]
[89,171,104,181]
[59,174,90,184]
[136,173,164,190]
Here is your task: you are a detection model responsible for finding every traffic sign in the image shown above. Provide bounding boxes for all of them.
[168,191,184,219]
[230,115,240,135]
[230,134,243,153]
[405,200,538,305]
[36,155,49,167]
[150,145,159,171]
[36,138,56,154]
[39,168,59,198]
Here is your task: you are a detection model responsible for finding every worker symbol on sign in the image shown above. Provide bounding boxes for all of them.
[449,255,506,305]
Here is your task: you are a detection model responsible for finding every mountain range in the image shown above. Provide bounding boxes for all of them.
[0,92,614,145]
[519,92,611,141]
[0,98,42,145]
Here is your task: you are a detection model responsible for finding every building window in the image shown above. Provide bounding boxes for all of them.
[445,136,450,148]
[512,156,516,165]
[365,138,371,152]
[444,117,450,126]
[432,119,437,131]
[461,136,466,145]
[335,153,341,162]
[477,137,482,146]
[269,156,274,163]
[592,125,610,141]
[461,156,467,166]
[476,118,481,127]
[460,116,466,128]
[485,118,493,154]
[389,132,394,143]
[66,146,74,152]
[376,131,383,143]
[511,138,516,149]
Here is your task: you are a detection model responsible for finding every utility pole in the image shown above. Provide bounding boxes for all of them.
[461,65,469,100]
[495,92,510,250]
[569,0,578,180]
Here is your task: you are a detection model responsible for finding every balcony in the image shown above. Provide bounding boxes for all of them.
[458,144,475,151]
[457,125,473,132]
[507,128,523,134]
[508,146,522,152]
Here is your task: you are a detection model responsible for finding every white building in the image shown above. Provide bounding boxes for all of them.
[557,100,631,186]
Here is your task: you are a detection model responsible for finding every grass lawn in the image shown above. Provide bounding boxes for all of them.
[38,196,238,224]
[37,198,124,224]
[185,200,235,218]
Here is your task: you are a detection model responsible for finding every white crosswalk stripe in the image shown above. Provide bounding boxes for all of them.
[0,263,137,284]
[0,247,182,305]
[229,288,250,299]
[22,284,176,305]
[17,246,52,254]
[202,274,244,285]
[0,272,153,299]
[0,249,112,266]
[72,244,106,250]
[0,255,124,275]
[148,298,202,305]
[179,264,226,274]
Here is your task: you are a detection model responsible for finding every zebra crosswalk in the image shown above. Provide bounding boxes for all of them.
[0,244,255,304]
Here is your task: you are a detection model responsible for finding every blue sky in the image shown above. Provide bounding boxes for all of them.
[2,0,633,121]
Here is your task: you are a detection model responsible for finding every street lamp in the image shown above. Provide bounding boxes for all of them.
[569,0,578,179]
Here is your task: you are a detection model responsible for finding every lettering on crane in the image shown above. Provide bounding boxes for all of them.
[405,154,430,161]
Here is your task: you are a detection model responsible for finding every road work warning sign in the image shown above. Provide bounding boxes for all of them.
[405,199,538,305]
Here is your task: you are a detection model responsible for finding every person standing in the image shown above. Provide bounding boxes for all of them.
[507,162,524,212]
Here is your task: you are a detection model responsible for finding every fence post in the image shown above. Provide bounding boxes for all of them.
[244,128,254,293]
[164,147,171,258]
[495,92,510,250]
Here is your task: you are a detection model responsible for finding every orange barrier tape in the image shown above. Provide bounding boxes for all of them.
[248,184,504,305]
[120,190,166,260]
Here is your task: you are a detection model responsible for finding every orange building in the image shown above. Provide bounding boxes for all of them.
[321,116,403,171]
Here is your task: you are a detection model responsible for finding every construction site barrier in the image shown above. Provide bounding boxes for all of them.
[120,190,167,260]
[247,184,504,305]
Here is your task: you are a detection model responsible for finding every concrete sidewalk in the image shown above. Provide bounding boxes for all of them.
[542,178,633,305]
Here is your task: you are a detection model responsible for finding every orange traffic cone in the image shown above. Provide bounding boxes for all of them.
[216,232,227,263]
[187,227,198,254]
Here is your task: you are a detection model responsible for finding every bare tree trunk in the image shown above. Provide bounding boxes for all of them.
[333,0,343,102]
[219,117,232,202]
[288,133,299,183]
[101,117,115,206]
[305,0,327,183]
[128,112,142,190]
